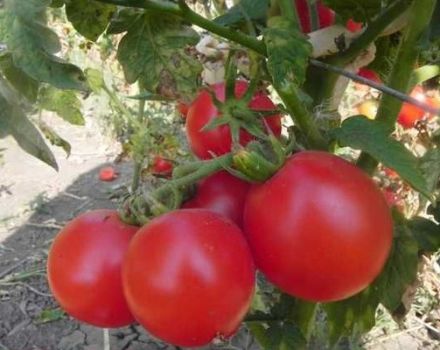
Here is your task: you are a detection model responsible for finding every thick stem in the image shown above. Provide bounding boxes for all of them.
[313,0,411,105]
[357,0,438,174]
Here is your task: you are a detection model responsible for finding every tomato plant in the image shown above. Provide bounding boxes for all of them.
[186,80,282,159]
[182,171,250,226]
[47,210,138,328]
[123,209,255,347]
[397,86,429,128]
[243,151,393,302]
[294,0,335,33]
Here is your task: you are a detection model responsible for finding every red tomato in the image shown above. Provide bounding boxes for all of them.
[99,166,118,182]
[47,210,138,327]
[244,151,393,302]
[177,101,189,118]
[346,18,363,32]
[295,0,335,33]
[182,171,250,226]
[384,167,399,179]
[152,156,173,175]
[186,80,282,159]
[397,86,428,128]
[123,209,255,347]
[358,68,381,84]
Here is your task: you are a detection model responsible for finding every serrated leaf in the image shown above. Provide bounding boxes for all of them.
[117,12,202,99]
[0,78,57,170]
[324,287,378,345]
[374,219,419,313]
[407,217,440,253]
[0,53,39,102]
[419,148,440,193]
[39,87,84,125]
[214,0,269,28]
[264,17,312,88]
[6,0,88,91]
[38,121,71,157]
[65,0,116,42]
[332,117,429,197]
[323,0,382,22]
[106,8,142,34]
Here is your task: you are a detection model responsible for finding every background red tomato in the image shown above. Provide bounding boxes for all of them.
[244,151,393,302]
[358,68,381,84]
[182,171,250,226]
[186,80,282,159]
[152,156,173,175]
[397,86,428,128]
[47,210,138,327]
[99,166,118,182]
[177,101,189,118]
[123,209,255,347]
[346,18,363,32]
[295,0,335,33]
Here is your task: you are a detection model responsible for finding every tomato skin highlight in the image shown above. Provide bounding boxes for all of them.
[183,171,250,226]
[47,210,138,328]
[397,86,428,128]
[123,209,255,347]
[186,80,282,159]
[244,151,393,302]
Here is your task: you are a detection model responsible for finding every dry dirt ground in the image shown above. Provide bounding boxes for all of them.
[0,114,438,350]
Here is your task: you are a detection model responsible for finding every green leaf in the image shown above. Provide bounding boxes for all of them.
[106,8,142,34]
[39,87,84,125]
[0,53,39,102]
[6,0,88,91]
[419,148,440,193]
[407,217,440,253]
[323,0,382,22]
[214,0,269,28]
[85,68,105,93]
[65,0,116,42]
[249,322,306,350]
[324,287,378,345]
[332,117,430,197]
[117,12,202,99]
[264,17,312,88]
[38,121,71,157]
[35,308,65,324]
[0,78,57,170]
[374,218,419,314]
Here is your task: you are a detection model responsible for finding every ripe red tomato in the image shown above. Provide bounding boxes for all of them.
[99,166,118,182]
[244,151,393,302]
[358,68,381,84]
[295,0,335,33]
[177,101,189,118]
[182,171,250,226]
[186,80,282,159]
[123,209,255,347]
[47,210,138,327]
[397,86,428,128]
[346,18,363,32]
[152,156,173,175]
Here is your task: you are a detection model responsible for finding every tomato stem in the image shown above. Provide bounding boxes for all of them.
[357,0,438,174]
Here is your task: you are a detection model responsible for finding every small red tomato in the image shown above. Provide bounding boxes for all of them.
[244,151,393,302]
[152,156,173,175]
[47,210,138,328]
[346,18,363,32]
[186,80,282,159]
[294,0,335,33]
[177,102,189,118]
[123,209,255,347]
[183,171,250,226]
[397,86,428,129]
[99,166,118,182]
[384,167,399,179]
[358,68,381,84]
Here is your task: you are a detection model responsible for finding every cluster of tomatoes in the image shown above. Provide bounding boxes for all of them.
[47,78,395,347]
